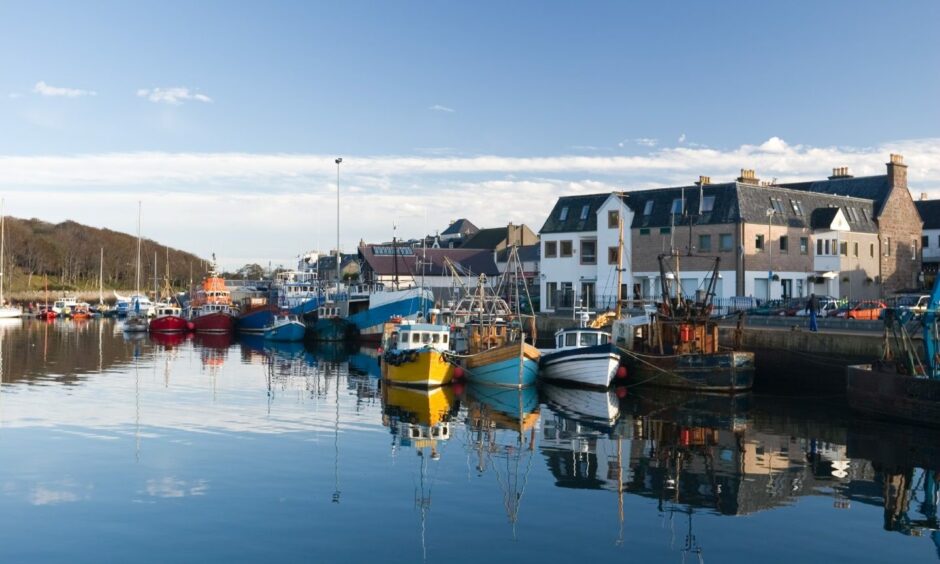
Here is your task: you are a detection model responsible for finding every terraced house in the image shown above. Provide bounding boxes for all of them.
[538,154,923,313]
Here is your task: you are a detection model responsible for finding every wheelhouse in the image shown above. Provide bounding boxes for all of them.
[553,327,611,350]
[394,323,451,352]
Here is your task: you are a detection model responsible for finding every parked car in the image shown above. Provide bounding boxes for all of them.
[747,299,787,316]
[845,300,887,320]
[828,303,852,318]
[891,294,931,317]
[793,296,839,317]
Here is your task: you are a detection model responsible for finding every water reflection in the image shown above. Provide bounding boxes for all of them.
[0,319,938,562]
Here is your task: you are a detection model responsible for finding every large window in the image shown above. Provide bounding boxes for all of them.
[608,210,619,228]
[560,240,573,258]
[817,239,823,255]
[779,236,789,253]
[840,242,848,256]
[671,198,683,215]
[545,282,557,309]
[580,240,597,264]
[580,282,595,308]
[608,246,619,264]
[544,241,557,258]
[698,234,712,252]
[719,233,733,252]
[790,199,804,215]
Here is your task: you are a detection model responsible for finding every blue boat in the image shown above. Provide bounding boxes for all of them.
[237,304,278,333]
[263,313,306,342]
[311,287,434,342]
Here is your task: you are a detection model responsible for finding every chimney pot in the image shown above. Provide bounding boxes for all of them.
[698,175,711,185]
[890,153,904,165]
[736,169,759,185]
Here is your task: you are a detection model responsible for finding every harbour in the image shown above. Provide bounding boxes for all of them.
[1,318,939,562]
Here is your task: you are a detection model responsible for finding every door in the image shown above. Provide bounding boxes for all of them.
[754,278,769,302]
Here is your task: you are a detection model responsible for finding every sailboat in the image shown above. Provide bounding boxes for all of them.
[0,200,22,318]
[123,202,149,333]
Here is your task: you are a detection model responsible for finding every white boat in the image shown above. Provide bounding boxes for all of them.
[541,382,621,428]
[52,297,79,316]
[539,326,621,389]
[0,201,21,319]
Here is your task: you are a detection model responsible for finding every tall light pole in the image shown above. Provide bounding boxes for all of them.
[335,157,342,288]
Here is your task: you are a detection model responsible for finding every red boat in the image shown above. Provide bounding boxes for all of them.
[150,302,191,333]
[188,264,237,334]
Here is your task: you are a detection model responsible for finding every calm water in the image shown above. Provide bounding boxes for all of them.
[0,319,938,563]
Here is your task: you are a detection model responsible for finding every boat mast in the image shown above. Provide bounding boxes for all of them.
[135,201,142,298]
[334,157,342,293]
[99,247,104,305]
[0,199,5,307]
[615,191,624,319]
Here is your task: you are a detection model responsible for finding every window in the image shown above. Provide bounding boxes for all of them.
[779,236,789,253]
[698,234,712,252]
[560,240,573,257]
[643,200,654,216]
[719,234,733,252]
[755,233,765,251]
[432,333,440,343]
[824,240,830,255]
[565,332,577,347]
[790,200,804,216]
[400,332,409,344]
[581,282,595,308]
[701,196,715,213]
[412,333,420,343]
[924,235,930,249]
[442,334,448,344]
[559,207,569,221]
[831,239,837,254]
[580,240,597,264]
[608,247,619,264]
[870,243,875,258]
[544,241,557,258]
[840,242,848,256]
[660,227,671,234]
[860,208,869,222]
[886,237,891,256]
[770,198,785,214]
[545,282,557,309]
[639,228,650,236]
[854,242,858,257]
[608,210,619,228]
[800,237,808,255]
[580,205,590,220]
[671,198,683,214]
[817,239,823,255]
[580,332,599,347]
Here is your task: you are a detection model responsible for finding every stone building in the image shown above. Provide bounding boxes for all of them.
[915,197,940,288]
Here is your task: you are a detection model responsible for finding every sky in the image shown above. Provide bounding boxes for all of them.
[1,0,938,269]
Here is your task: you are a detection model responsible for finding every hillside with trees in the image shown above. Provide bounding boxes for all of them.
[3,217,205,292]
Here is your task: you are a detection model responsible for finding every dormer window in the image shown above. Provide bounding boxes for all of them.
[559,207,569,221]
[580,205,590,220]
[701,196,715,213]
[643,201,654,216]
[671,199,683,214]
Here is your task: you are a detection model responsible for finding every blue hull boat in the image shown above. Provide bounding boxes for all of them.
[465,355,539,388]
[237,305,278,334]
[263,314,307,342]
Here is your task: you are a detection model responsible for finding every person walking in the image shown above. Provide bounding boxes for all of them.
[806,293,819,332]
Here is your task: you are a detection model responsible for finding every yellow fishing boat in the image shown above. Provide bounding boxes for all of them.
[381,321,456,387]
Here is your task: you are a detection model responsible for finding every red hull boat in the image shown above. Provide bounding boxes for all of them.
[192,310,236,334]
[150,314,191,333]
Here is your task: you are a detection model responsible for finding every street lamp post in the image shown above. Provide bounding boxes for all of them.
[335,157,342,288]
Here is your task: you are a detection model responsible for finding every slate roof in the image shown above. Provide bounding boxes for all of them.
[358,245,499,277]
[495,244,540,263]
[915,200,940,230]
[539,193,611,234]
[441,218,479,237]
[779,175,892,217]
[616,182,878,233]
[809,208,839,229]
[461,227,508,249]
[315,253,359,270]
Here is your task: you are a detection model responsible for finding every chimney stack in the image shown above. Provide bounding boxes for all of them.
[736,169,759,185]
[698,175,711,185]
[887,153,908,190]
[922,192,929,201]
[828,166,853,180]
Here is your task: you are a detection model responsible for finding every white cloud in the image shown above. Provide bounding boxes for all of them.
[33,81,96,98]
[619,138,659,148]
[678,133,686,143]
[137,87,213,105]
[429,104,455,113]
[0,137,938,267]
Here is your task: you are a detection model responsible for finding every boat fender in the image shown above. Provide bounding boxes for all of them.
[453,366,464,380]
[615,386,627,399]
[616,366,627,379]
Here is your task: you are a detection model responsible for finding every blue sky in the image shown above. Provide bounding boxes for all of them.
[1,1,938,266]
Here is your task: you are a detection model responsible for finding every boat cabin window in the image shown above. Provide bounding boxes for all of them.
[399,332,409,345]
[442,334,448,344]
[565,332,577,347]
[431,333,440,344]
[412,333,420,343]
[580,332,599,347]
[600,334,609,345]
[422,333,432,344]
[557,335,564,348]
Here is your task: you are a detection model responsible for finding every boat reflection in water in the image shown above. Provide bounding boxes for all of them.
[382,385,459,561]
[464,383,540,538]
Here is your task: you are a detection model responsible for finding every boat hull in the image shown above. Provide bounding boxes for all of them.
[541,382,620,427]
[236,305,278,334]
[847,363,940,426]
[464,343,540,388]
[539,343,620,388]
[149,315,190,333]
[264,321,306,342]
[122,317,149,333]
[192,312,236,334]
[0,306,22,319]
[312,317,354,341]
[349,292,435,341]
[623,350,754,392]
[384,348,455,388]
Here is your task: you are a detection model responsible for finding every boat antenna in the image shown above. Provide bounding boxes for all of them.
[615,191,625,318]
[335,157,343,292]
